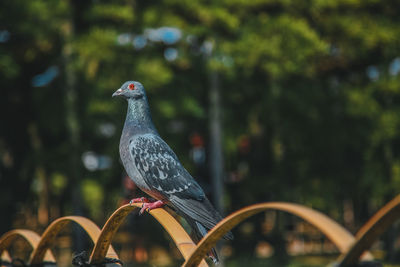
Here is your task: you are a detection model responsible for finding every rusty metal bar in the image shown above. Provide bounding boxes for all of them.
[338,195,400,266]
[90,203,208,266]
[30,216,118,265]
[183,202,373,267]
[0,229,55,263]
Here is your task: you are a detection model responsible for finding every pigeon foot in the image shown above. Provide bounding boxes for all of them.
[129,197,150,204]
[139,200,165,214]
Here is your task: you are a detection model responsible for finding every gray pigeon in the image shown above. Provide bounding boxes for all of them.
[113,81,233,263]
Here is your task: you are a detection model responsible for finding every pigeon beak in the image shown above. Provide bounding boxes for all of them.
[112,88,123,97]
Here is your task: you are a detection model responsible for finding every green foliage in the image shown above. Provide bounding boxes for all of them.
[0,53,19,78]
[1,0,400,261]
[88,4,135,24]
[82,178,104,220]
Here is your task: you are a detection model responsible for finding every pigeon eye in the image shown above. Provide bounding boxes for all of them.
[128,83,135,90]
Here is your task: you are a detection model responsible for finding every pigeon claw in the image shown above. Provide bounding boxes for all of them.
[129,197,150,205]
[139,200,165,214]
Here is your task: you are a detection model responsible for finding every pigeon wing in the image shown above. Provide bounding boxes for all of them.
[130,133,233,239]
[129,134,205,201]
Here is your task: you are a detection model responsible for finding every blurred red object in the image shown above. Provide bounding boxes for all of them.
[238,135,250,154]
[189,132,204,148]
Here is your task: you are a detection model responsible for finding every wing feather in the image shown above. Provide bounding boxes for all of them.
[129,133,233,240]
[129,134,205,200]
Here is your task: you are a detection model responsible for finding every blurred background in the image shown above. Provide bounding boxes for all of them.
[1,0,400,266]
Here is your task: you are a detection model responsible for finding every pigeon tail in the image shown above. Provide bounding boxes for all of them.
[185,218,220,264]
[196,221,220,264]
[209,248,219,265]
[170,195,234,240]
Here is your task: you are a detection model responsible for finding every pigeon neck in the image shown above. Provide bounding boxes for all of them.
[125,97,156,132]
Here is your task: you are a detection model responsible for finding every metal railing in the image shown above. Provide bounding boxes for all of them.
[2,195,400,266]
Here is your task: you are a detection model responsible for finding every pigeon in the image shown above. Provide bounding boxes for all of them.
[113,81,233,263]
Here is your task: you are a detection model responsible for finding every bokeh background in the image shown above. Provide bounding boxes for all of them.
[1,0,400,266]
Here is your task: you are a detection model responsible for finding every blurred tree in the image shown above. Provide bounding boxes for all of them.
[1,0,400,263]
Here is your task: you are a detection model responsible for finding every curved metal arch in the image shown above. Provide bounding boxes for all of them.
[338,195,400,266]
[183,202,373,267]
[0,229,55,263]
[89,203,208,266]
[7,196,400,266]
[29,216,118,265]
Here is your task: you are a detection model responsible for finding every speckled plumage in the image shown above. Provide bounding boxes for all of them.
[113,81,233,263]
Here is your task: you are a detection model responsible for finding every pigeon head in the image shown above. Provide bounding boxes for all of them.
[112,81,146,100]
[113,80,155,129]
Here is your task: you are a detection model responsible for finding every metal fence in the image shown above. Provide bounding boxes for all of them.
[2,195,400,267]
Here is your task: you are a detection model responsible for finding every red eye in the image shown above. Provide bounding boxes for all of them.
[128,83,135,90]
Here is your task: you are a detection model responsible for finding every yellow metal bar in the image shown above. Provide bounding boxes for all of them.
[338,195,400,266]
[89,205,133,263]
[29,216,118,265]
[9,197,400,266]
[0,229,55,263]
[183,202,372,267]
[90,203,208,266]
[1,250,12,263]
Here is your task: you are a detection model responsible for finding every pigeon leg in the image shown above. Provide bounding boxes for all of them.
[129,197,150,204]
[139,200,165,214]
